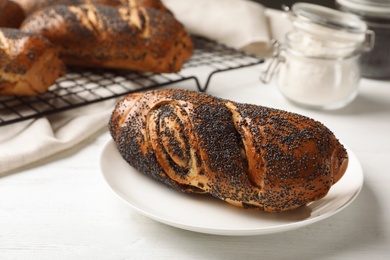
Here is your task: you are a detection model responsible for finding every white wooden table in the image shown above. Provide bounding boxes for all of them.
[1,63,389,259]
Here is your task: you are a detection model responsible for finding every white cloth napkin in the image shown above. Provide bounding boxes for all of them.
[163,0,271,56]
[0,100,115,175]
[0,0,288,175]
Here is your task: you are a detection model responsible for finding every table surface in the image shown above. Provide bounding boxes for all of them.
[1,63,390,260]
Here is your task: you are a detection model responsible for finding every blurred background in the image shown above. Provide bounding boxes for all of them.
[251,0,335,9]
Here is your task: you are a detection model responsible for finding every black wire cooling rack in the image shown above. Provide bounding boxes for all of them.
[0,36,263,127]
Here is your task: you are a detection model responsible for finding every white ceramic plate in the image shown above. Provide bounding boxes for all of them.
[99,139,363,236]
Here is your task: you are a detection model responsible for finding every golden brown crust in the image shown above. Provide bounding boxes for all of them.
[124,0,171,13]
[20,4,193,73]
[0,28,66,96]
[109,89,349,212]
[13,0,123,15]
[0,0,25,28]
[13,0,170,15]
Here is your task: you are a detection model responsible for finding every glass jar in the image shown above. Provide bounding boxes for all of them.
[336,0,390,79]
[262,3,374,110]
[277,33,362,109]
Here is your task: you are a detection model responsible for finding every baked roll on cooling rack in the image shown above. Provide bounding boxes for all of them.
[0,28,66,96]
[20,3,193,73]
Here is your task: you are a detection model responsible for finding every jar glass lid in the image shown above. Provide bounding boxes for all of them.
[336,0,390,16]
[292,3,367,33]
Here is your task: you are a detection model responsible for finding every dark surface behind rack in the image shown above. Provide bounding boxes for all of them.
[0,36,263,127]
[251,0,335,9]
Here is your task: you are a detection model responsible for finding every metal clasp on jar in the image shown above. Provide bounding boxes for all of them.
[260,40,285,84]
[363,29,375,52]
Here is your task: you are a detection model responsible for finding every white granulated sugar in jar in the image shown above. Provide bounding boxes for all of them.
[277,51,360,108]
[277,33,361,108]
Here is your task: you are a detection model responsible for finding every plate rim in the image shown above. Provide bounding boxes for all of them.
[99,138,364,236]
